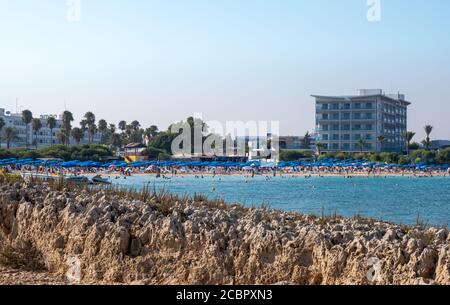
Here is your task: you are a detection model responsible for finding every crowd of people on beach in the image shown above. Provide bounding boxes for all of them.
[2,162,450,179]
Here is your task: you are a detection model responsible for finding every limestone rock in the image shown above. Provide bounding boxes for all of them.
[1,180,450,285]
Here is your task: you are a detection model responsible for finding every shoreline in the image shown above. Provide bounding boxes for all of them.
[17,170,450,179]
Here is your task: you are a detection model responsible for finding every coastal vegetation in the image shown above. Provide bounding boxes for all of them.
[314,148,450,165]
[279,150,314,161]
[0,144,112,161]
[1,108,449,167]
[21,110,33,149]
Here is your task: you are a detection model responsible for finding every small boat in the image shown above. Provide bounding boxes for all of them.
[65,176,90,184]
[91,175,112,185]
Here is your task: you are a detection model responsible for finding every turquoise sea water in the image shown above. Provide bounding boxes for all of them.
[112,175,450,226]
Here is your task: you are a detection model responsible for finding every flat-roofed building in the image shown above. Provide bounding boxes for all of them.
[0,108,101,148]
[312,89,410,153]
[431,140,450,150]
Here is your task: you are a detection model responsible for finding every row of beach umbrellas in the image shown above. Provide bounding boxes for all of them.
[0,157,449,170]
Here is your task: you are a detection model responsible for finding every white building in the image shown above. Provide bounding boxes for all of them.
[0,108,101,149]
[312,89,410,153]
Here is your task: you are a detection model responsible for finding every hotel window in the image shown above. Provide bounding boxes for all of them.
[342,113,350,119]
[342,134,350,140]
[365,134,372,140]
[353,134,361,140]
[365,124,372,130]
[365,102,373,109]
[332,124,339,131]
[322,104,329,110]
[354,113,361,119]
[322,113,329,120]
[322,124,329,131]
[342,143,350,150]
[365,113,373,119]
[331,103,339,110]
[332,143,339,150]
[322,134,329,140]
[331,113,339,120]
[354,103,361,109]
[332,134,339,140]
[343,103,351,109]
[353,124,361,130]
[342,124,350,131]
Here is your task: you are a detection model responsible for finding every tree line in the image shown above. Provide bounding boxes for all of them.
[0,110,209,161]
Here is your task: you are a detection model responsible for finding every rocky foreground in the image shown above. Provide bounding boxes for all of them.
[1,180,450,285]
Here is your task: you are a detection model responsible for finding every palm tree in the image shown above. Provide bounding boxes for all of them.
[302,131,312,149]
[376,135,386,152]
[423,125,433,150]
[109,124,116,134]
[62,111,74,146]
[110,133,123,151]
[131,120,141,131]
[118,121,127,133]
[125,125,133,138]
[98,119,108,143]
[71,127,84,144]
[80,119,88,132]
[84,112,96,143]
[88,124,98,143]
[0,117,5,148]
[404,131,416,155]
[148,125,159,137]
[3,127,19,149]
[144,125,159,141]
[84,112,95,123]
[57,129,67,145]
[32,118,42,149]
[46,116,57,145]
[21,110,33,149]
[356,139,368,153]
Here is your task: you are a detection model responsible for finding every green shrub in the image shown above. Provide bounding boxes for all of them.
[436,148,450,164]
[0,144,112,162]
[369,153,382,162]
[409,142,420,150]
[353,153,365,160]
[398,156,411,165]
[410,149,435,164]
[334,152,349,160]
[145,147,167,160]
[379,152,399,164]
[158,152,171,160]
[0,149,19,159]
[280,150,313,161]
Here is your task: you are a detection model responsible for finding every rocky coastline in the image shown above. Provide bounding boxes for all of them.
[1,179,449,285]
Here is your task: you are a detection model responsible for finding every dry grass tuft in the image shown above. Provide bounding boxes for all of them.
[0,239,46,271]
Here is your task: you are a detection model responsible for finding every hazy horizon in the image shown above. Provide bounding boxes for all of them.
[1,0,449,140]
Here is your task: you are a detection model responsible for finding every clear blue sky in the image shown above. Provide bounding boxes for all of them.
[1,0,449,139]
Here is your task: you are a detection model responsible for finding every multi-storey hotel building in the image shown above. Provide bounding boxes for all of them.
[312,89,410,153]
[0,108,101,148]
